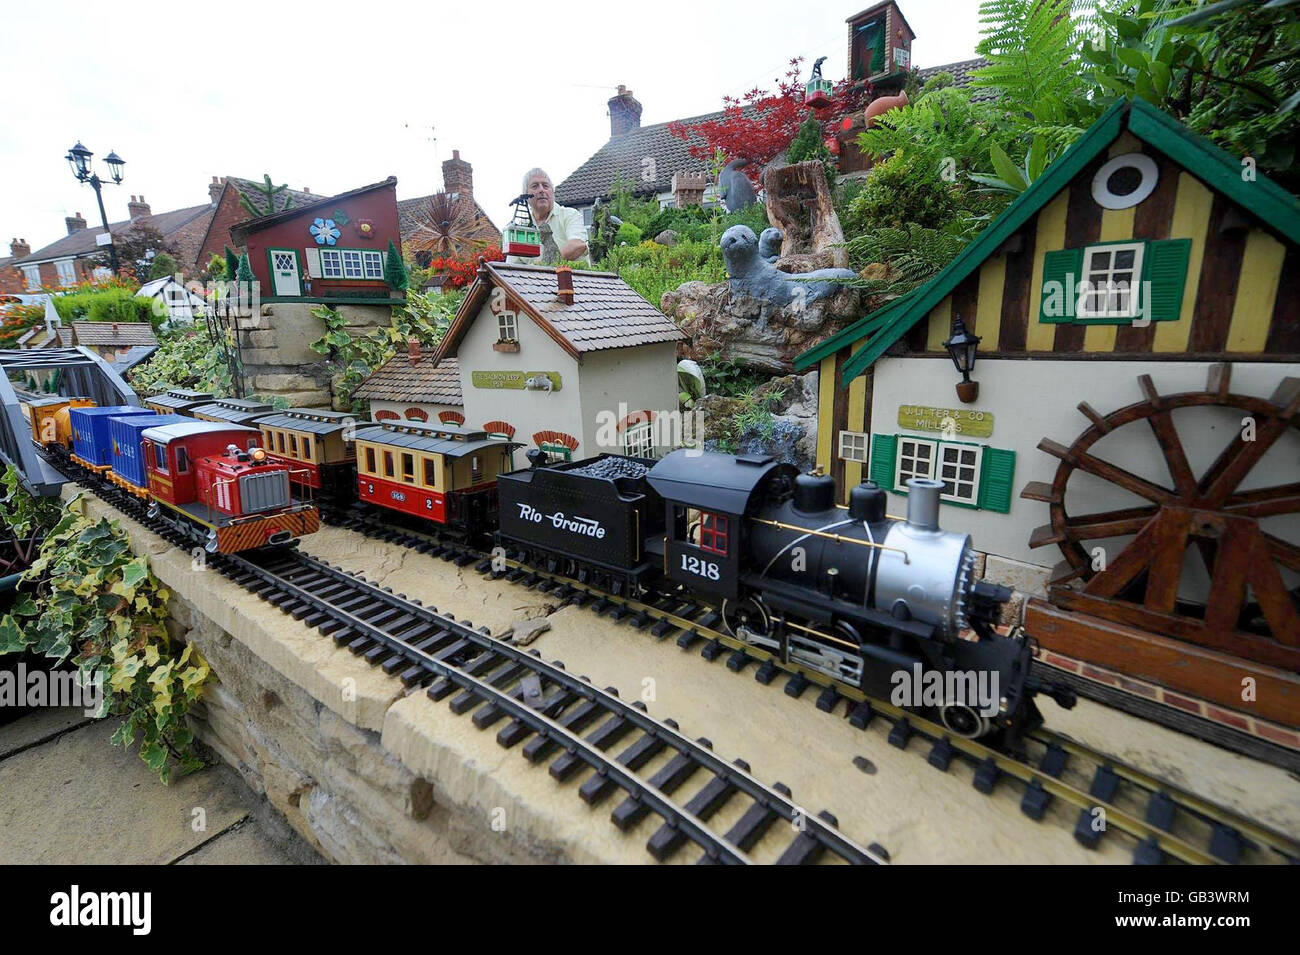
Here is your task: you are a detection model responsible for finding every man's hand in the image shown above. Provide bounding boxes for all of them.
[560,239,588,261]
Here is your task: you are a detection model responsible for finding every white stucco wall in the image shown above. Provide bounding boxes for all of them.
[577,342,682,455]
[868,357,1300,598]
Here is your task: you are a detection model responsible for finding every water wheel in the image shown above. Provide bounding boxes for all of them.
[1021,363,1299,670]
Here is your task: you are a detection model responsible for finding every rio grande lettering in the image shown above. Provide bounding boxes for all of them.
[516,503,606,539]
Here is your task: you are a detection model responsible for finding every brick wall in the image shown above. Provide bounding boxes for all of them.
[195,184,249,270]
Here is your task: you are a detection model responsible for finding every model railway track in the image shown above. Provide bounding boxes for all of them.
[59,467,887,865]
[323,504,1300,866]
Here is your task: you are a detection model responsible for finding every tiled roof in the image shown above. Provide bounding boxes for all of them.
[71,321,158,347]
[354,354,462,405]
[555,60,991,206]
[554,108,727,207]
[230,178,394,242]
[226,177,321,217]
[397,193,501,255]
[434,262,685,363]
[14,204,214,265]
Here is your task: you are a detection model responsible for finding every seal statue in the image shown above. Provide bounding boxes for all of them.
[758,227,784,264]
[721,225,856,307]
[718,159,757,212]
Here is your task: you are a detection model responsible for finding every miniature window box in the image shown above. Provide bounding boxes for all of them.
[492,339,520,353]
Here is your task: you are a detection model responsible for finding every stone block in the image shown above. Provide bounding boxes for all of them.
[253,373,329,393]
[983,554,1051,598]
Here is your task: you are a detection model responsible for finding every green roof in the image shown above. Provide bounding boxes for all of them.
[794,98,1300,383]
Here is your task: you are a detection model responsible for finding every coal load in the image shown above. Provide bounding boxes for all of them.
[569,456,649,481]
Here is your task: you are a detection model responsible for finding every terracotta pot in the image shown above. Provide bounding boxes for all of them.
[863,91,910,129]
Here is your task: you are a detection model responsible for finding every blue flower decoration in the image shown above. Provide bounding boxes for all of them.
[310,217,340,246]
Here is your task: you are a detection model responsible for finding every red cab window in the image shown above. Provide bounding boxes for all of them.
[699,513,728,555]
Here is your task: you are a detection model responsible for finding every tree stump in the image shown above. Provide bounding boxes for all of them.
[763,161,848,269]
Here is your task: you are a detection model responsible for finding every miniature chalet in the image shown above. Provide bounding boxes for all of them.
[417,262,685,462]
[228,178,404,305]
[796,97,1300,746]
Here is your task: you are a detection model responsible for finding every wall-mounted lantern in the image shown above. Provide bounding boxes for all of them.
[942,316,981,403]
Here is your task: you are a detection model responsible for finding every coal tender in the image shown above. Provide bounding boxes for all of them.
[496,451,666,595]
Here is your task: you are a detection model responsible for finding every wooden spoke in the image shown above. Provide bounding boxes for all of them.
[1195,417,1291,509]
[1063,504,1160,539]
[1223,482,1300,518]
[1147,410,1197,497]
[1083,516,1161,599]
[1264,532,1300,574]
[1068,451,1179,506]
[1143,509,1192,614]
[1247,529,1300,646]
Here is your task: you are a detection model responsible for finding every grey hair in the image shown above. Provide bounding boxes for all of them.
[522,168,551,192]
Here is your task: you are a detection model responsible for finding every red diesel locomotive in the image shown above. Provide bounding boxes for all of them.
[140,421,320,553]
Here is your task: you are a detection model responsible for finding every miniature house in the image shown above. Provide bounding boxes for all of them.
[354,348,465,426]
[429,262,684,461]
[797,98,1300,745]
[229,178,403,304]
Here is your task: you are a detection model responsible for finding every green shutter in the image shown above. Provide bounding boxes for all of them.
[977,447,1016,513]
[1140,238,1192,322]
[869,433,897,491]
[1038,248,1084,324]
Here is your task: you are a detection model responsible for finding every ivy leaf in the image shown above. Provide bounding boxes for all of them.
[140,742,168,773]
[10,596,38,617]
[0,615,29,654]
[110,721,135,748]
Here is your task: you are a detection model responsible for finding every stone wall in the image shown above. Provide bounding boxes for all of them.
[238,301,394,409]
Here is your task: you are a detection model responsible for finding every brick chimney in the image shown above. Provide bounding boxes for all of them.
[556,265,574,305]
[127,195,151,218]
[408,339,421,364]
[303,187,311,195]
[607,85,643,138]
[10,238,30,258]
[209,176,225,203]
[442,149,473,199]
[65,212,87,234]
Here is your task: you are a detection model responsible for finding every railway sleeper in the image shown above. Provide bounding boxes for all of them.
[720,783,792,854]
[775,809,839,865]
[611,748,704,832]
[523,700,603,763]
[550,714,638,782]
[648,761,746,861]
[579,724,676,806]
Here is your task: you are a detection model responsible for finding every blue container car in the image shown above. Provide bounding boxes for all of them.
[109,414,190,488]
[69,406,154,468]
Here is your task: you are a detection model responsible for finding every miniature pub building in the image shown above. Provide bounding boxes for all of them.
[421,262,685,463]
[797,98,1300,748]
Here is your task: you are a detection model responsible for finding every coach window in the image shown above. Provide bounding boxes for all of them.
[154,444,168,473]
[384,450,395,478]
[302,437,312,461]
[699,513,728,556]
[289,434,299,457]
[401,452,415,484]
[422,456,437,488]
[176,447,190,475]
[262,429,273,449]
[364,446,376,474]
[277,432,286,454]
[470,455,482,484]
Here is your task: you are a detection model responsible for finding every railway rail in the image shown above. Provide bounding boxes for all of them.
[60,462,888,865]
[322,503,1300,866]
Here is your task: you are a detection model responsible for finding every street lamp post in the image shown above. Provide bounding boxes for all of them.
[65,141,126,277]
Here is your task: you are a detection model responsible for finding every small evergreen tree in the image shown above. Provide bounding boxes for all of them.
[239,174,293,216]
[224,246,240,282]
[236,253,254,286]
[384,239,408,291]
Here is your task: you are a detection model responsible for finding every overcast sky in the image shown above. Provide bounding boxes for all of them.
[2,0,984,253]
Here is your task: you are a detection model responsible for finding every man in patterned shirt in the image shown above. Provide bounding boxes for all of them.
[505,168,590,266]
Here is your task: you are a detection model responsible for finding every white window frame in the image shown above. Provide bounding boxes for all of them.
[895,436,937,488]
[21,265,41,290]
[54,259,77,287]
[1078,242,1144,319]
[936,442,983,505]
[497,311,517,342]
[623,423,654,459]
[319,249,344,278]
[896,436,984,506]
[838,430,868,463]
[361,250,384,279]
[341,250,364,279]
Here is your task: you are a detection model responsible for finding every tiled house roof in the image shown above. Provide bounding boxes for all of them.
[554,59,991,207]
[71,321,158,347]
[434,262,685,363]
[915,57,995,100]
[354,354,462,405]
[229,178,394,244]
[13,203,214,266]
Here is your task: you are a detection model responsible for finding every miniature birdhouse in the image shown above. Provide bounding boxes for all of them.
[505,195,541,258]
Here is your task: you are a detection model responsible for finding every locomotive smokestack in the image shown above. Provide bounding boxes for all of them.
[905,478,943,531]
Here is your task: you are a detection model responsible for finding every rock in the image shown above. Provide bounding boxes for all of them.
[654,230,679,246]
[775,252,838,274]
[508,617,552,647]
[860,262,888,281]
[663,278,861,375]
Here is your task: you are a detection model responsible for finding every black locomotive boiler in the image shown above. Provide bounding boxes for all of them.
[498,448,1063,745]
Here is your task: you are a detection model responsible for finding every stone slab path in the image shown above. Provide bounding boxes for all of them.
[0,707,321,865]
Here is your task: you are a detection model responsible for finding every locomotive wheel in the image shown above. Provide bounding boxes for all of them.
[722,596,770,639]
[939,703,992,739]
